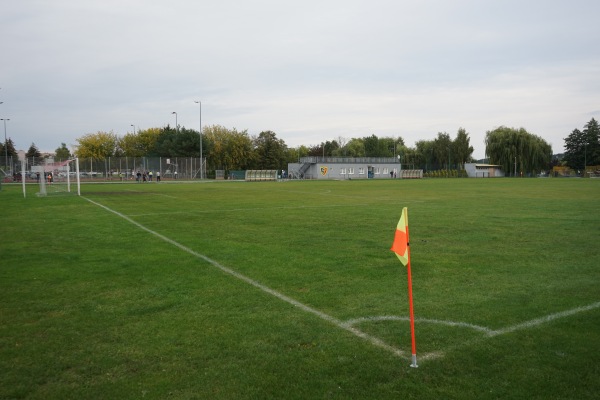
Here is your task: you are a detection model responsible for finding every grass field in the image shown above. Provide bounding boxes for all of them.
[1,178,599,399]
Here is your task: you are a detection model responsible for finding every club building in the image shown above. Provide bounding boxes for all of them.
[464,163,505,178]
[287,156,422,180]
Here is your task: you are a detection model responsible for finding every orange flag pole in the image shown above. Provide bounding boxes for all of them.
[390,207,418,368]
[406,240,418,368]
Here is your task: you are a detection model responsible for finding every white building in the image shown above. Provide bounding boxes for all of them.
[464,163,505,178]
[288,157,421,180]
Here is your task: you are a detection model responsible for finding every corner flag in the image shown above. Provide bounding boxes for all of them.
[390,207,418,368]
[390,207,409,266]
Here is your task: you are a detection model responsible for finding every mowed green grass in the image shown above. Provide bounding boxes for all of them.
[1,178,599,399]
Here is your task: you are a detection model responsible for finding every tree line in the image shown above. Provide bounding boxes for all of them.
[562,118,600,170]
[10,119,598,175]
[66,125,479,172]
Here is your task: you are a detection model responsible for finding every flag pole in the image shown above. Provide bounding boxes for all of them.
[390,207,418,367]
[403,208,417,367]
[406,256,418,368]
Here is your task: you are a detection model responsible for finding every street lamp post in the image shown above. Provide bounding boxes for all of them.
[172,112,178,133]
[130,124,138,175]
[584,140,587,175]
[194,101,202,179]
[1,118,9,172]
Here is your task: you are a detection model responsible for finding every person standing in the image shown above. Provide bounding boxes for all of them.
[156,171,161,182]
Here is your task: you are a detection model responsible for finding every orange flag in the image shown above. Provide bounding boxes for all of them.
[390,207,409,266]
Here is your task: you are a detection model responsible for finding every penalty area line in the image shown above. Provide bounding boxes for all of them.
[488,301,600,337]
[83,196,423,362]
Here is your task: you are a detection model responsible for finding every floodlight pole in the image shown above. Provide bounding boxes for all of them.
[172,111,178,133]
[584,141,587,175]
[1,118,9,172]
[194,100,203,179]
[446,146,451,178]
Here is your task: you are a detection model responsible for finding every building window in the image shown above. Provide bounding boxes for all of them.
[358,167,365,175]
[349,168,355,175]
[374,167,380,175]
[340,168,346,175]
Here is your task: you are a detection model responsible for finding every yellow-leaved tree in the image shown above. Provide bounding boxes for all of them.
[118,127,161,157]
[75,131,119,159]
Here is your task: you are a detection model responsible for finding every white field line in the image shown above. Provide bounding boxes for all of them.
[83,197,415,360]
[343,316,494,335]
[487,301,600,337]
[128,203,358,217]
[344,301,600,338]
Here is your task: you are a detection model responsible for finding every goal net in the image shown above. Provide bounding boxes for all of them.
[34,158,81,196]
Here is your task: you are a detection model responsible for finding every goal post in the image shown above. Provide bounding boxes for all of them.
[36,158,81,197]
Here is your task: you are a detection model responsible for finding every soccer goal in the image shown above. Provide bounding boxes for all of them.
[35,158,81,196]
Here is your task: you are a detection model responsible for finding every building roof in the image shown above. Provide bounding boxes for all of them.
[473,163,502,168]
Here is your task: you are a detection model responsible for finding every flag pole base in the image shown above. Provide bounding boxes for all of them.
[410,354,418,368]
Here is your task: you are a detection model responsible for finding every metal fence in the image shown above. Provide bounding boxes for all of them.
[1,156,205,182]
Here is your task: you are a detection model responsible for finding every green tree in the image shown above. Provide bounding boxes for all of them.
[26,143,41,159]
[345,138,365,157]
[325,140,339,157]
[361,134,400,157]
[119,132,145,157]
[307,144,323,157]
[307,140,340,158]
[332,136,348,157]
[583,118,600,166]
[485,126,552,176]
[1,138,17,172]
[453,128,474,170]
[285,145,310,163]
[1,138,17,174]
[563,128,584,170]
[153,126,202,157]
[55,143,71,160]
[203,125,254,170]
[75,131,119,159]
[563,118,600,171]
[3,138,18,159]
[395,144,419,169]
[363,134,380,157]
[569,118,600,169]
[433,132,452,169]
[253,131,287,170]
[119,127,162,157]
[379,136,403,158]
[415,140,435,170]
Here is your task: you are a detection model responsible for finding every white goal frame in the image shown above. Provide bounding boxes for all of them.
[36,158,81,196]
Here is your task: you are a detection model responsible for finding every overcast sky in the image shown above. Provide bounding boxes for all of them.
[2,0,599,158]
